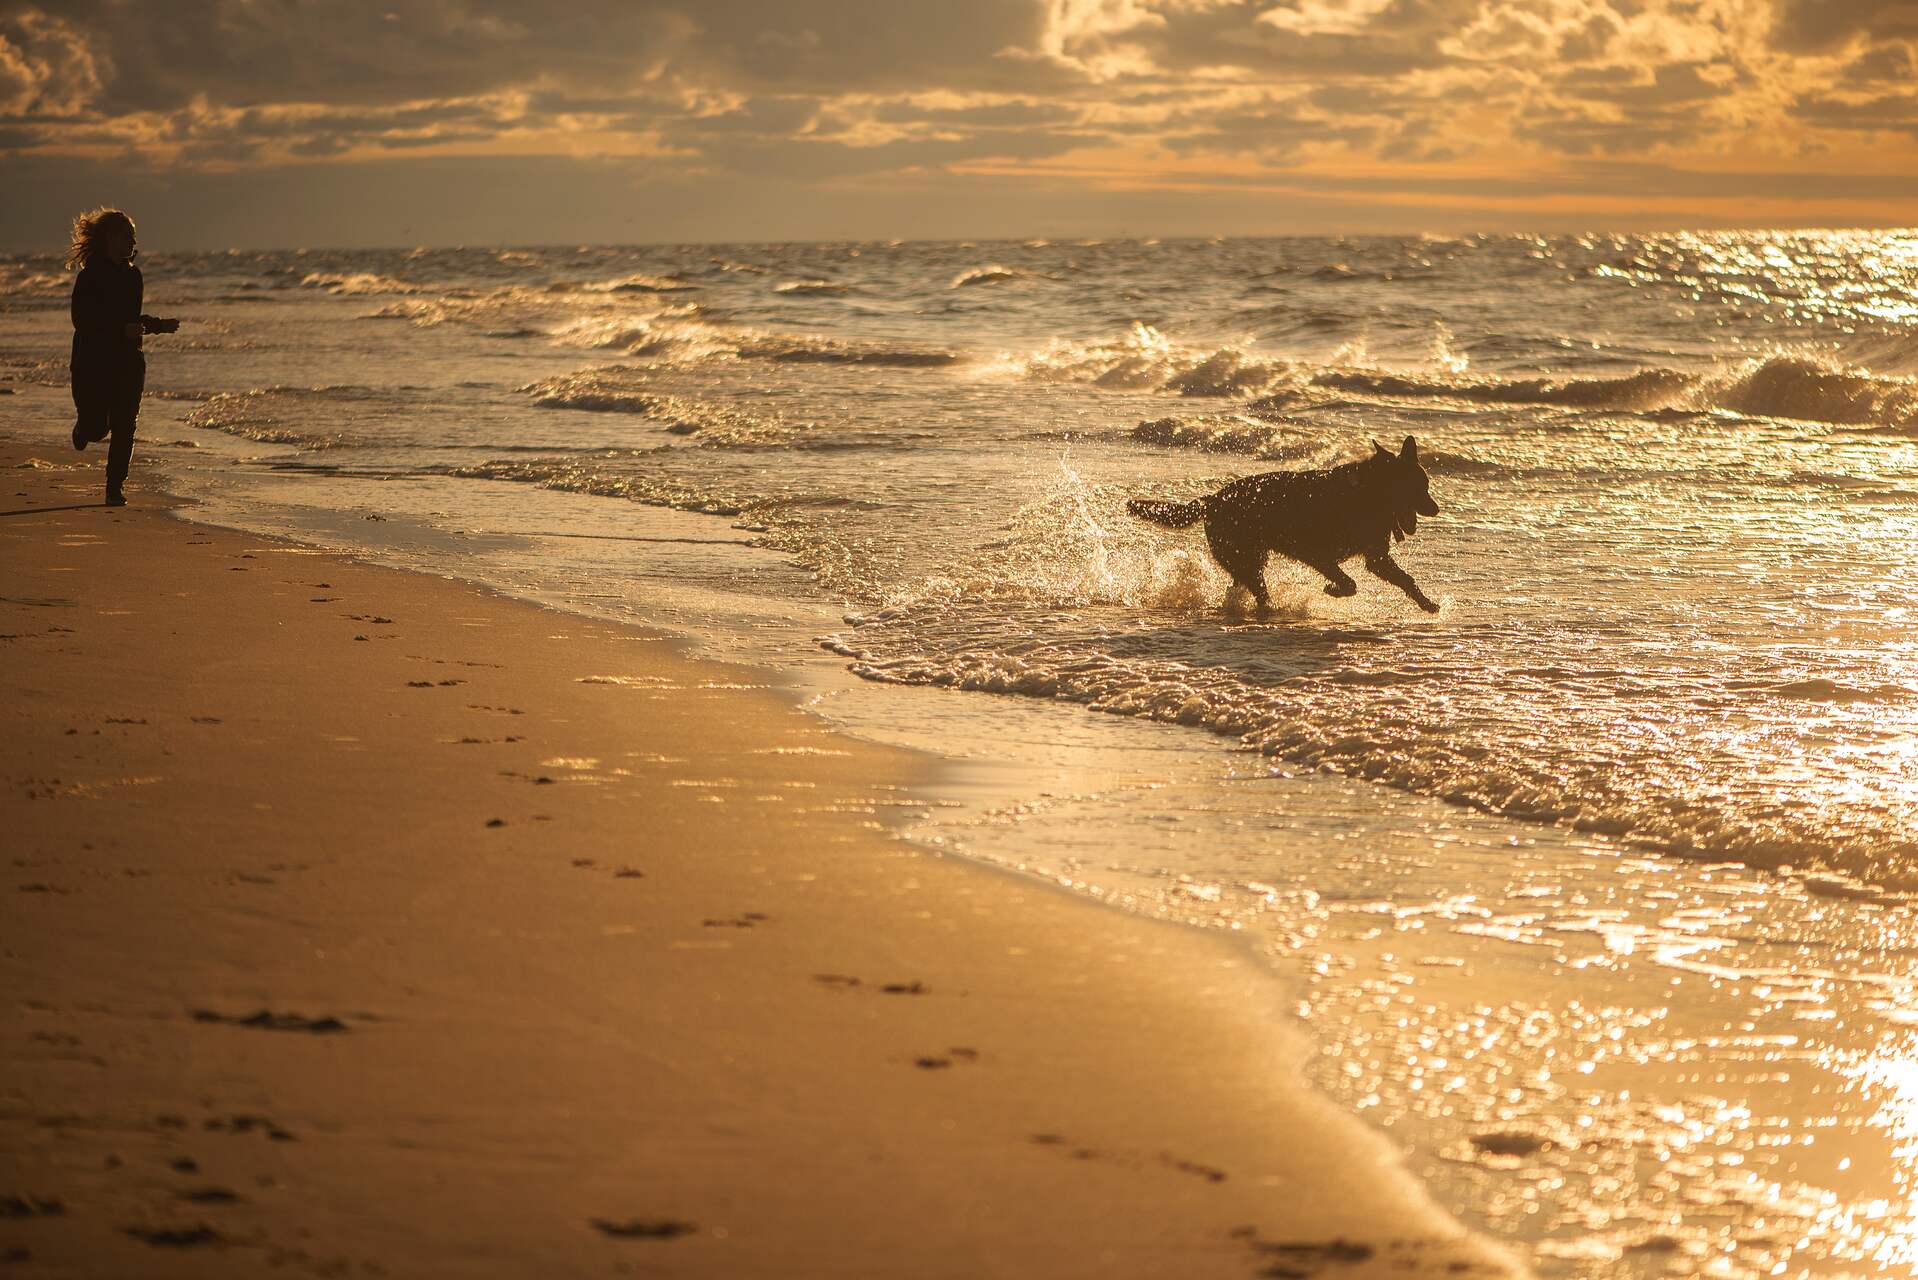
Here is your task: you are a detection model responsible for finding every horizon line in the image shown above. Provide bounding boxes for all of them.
[6,224,1918,258]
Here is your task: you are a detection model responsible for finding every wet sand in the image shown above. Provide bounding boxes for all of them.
[0,406,1519,1278]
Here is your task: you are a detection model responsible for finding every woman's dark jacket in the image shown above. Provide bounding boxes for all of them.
[70,260,145,429]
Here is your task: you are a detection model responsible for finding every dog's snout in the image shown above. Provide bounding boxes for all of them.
[1419,496,1440,517]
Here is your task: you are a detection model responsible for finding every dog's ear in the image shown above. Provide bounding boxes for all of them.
[1401,435,1419,461]
[1373,439,1391,459]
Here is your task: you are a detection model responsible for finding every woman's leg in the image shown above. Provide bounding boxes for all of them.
[103,356,145,501]
[71,370,109,451]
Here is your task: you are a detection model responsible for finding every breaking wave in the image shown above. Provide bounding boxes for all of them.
[183,386,374,449]
[842,621,1918,881]
[1715,357,1918,428]
[1128,414,1336,463]
[952,264,1046,288]
[518,367,801,446]
[447,457,750,516]
[1316,355,1918,427]
[1314,366,1693,411]
[736,335,958,366]
[775,279,852,296]
[582,272,699,294]
[557,313,959,368]
[0,263,67,298]
[1025,331,1918,429]
[300,271,421,296]
[551,313,734,362]
[1017,323,1293,397]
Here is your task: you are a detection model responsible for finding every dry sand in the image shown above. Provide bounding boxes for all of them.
[1,405,1521,1278]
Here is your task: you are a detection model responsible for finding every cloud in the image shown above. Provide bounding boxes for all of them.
[1092,0,1480,78]
[3,0,1918,244]
[1156,103,1378,158]
[1259,0,1401,38]
[1770,0,1918,52]
[13,0,1047,112]
[0,8,103,114]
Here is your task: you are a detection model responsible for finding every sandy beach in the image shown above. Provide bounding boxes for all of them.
[0,405,1517,1278]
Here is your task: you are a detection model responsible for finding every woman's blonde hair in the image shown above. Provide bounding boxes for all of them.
[65,207,135,271]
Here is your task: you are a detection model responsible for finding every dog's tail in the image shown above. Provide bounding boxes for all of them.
[1127,496,1210,529]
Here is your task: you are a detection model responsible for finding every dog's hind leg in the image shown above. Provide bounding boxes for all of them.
[1225,553,1273,613]
[1206,526,1271,612]
[1364,552,1440,614]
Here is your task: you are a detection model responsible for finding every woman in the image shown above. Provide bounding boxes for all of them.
[67,208,178,506]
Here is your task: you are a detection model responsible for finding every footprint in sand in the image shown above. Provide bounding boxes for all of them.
[914,1049,979,1070]
[201,1114,297,1142]
[0,1195,66,1219]
[123,1225,220,1248]
[589,1218,697,1240]
[702,913,768,928]
[1029,1134,1229,1186]
[191,1009,348,1034]
[810,975,930,994]
[1236,1234,1376,1278]
[1159,1154,1227,1183]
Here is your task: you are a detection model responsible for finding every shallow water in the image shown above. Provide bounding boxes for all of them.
[8,231,1918,1273]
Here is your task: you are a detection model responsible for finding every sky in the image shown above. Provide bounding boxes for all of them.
[3,0,1918,250]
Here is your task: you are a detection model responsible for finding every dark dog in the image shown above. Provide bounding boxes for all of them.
[1128,435,1442,613]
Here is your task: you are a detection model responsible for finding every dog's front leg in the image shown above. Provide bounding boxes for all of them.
[1311,563,1358,599]
[1364,554,1440,614]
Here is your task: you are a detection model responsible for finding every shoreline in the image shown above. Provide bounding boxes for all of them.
[0,410,1520,1277]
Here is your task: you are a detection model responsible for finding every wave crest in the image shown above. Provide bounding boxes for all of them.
[1315,366,1695,411]
[1129,415,1336,463]
[582,272,699,294]
[184,387,367,449]
[449,457,748,516]
[1716,357,1918,428]
[300,271,420,296]
[774,279,852,297]
[952,265,1044,288]
[1272,354,1916,429]
[0,263,66,298]
[1018,324,1294,397]
[555,315,958,369]
[520,367,802,446]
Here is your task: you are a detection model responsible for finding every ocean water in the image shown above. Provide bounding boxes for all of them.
[7,231,1918,1273]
